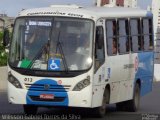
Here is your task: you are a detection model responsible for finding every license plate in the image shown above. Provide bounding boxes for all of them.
[40,94,54,99]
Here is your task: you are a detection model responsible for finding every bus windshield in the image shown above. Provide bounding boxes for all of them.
[9,17,93,71]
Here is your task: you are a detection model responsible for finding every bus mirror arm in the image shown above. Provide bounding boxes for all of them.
[3,28,10,47]
[11,24,14,28]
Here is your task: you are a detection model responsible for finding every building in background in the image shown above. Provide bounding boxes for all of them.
[96,0,137,8]
[152,0,160,81]
[0,14,15,31]
[123,0,137,8]
[0,18,4,31]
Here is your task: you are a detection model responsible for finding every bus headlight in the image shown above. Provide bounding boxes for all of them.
[8,72,22,89]
[73,76,90,91]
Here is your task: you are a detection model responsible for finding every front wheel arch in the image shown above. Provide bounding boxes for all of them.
[104,84,110,104]
[93,85,110,118]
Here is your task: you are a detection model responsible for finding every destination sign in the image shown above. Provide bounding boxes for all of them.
[27,11,84,18]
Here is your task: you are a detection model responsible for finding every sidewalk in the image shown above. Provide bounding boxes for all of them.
[154,64,160,81]
[0,66,7,91]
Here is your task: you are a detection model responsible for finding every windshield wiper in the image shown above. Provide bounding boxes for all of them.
[55,31,69,73]
[27,41,49,69]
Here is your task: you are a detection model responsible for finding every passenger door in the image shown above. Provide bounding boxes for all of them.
[92,19,106,107]
[94,19,106,85]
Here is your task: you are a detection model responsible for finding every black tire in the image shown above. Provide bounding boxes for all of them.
[127,83,140,112]
[23,105,38,115]
[94,88,110,117]
[116,83,140,112]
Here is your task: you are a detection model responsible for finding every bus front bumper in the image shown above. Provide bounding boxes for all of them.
[8,82,92,108]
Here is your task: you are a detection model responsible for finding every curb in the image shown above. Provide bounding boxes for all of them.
[0,66,7,91]
[0,66,7,69]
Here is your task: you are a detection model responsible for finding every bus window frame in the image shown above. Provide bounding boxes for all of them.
[117,18,130,55]
[94,25,105,73]
[105,19,118,56]
[141,17,154,52]
[129,18,143,53]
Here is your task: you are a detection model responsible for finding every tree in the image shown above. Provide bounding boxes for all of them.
[0,32,8,66]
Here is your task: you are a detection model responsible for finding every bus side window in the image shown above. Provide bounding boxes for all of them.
[130,19,141,52]
[142,18,153,51]
[117,19,129,54]
[95,26,105,70]
[106,20,117,56]
[149,19,153,50]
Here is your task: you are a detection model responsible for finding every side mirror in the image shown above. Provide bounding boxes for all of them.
[3,28,10,47]
[11,24,14,28]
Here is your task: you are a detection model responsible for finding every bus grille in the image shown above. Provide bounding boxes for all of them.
[29,96,65,102]
[25,84,71,92]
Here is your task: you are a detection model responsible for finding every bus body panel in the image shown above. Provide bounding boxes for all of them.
[135,52,154,96]
[91,52,154,106]
[7,5,154,109]
[91,21,154,106]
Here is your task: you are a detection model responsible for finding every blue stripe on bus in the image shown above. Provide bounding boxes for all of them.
[26,79,69,106]
[135,52,154,96]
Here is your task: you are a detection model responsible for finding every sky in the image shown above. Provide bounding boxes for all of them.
[0,0,152,17]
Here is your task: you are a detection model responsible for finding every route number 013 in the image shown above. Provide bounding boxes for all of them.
[24,78,33,82]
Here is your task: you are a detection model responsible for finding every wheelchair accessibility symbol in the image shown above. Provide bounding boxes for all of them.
[48,59,60,70]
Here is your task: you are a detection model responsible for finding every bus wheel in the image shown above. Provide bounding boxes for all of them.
[94,88,110,117]
[126,83,140,112]
[23,105,38,115]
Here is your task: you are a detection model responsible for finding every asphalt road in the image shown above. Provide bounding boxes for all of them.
[0,82,160,120]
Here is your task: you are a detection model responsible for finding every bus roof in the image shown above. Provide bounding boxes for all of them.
[18,5,152,20]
